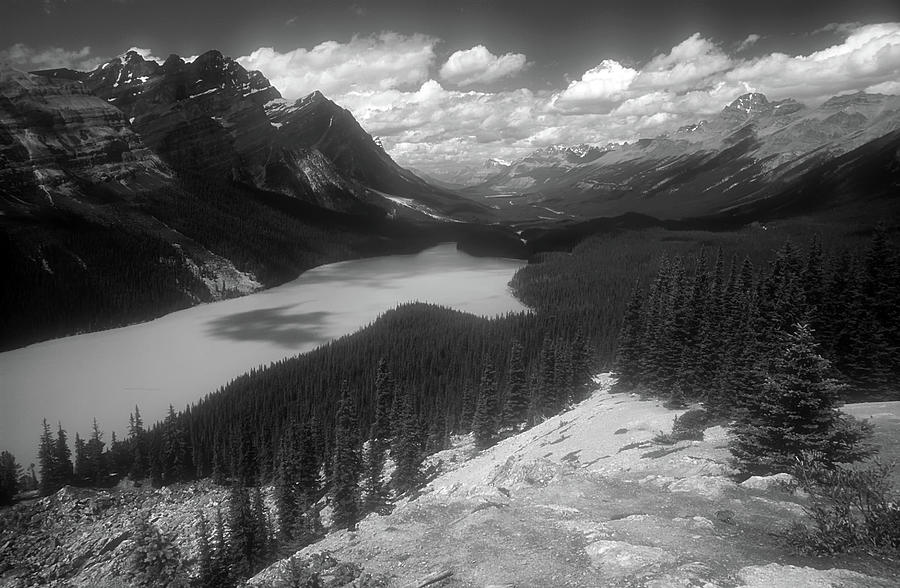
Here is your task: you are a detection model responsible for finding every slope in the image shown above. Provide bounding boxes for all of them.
[249,377,900,587]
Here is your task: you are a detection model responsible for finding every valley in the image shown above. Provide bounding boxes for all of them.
[1,13,900,588]
[0,243,526,468]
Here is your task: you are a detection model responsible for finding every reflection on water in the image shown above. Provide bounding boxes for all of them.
[207,305,331,347]
[0,243,526,464]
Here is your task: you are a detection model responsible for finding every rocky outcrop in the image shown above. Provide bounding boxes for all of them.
[0,481,234,587]
[0,68,169,213]
[40,50,489,219]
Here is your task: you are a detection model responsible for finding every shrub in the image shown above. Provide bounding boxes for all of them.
[783,454,900,554]
[671,408,709,441]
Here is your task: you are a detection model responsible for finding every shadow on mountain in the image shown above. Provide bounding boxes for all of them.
[206,305,331,348]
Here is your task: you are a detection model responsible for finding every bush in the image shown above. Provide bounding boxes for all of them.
[783,454,900,554]
[655,408,709,444]
[672,408,709,441]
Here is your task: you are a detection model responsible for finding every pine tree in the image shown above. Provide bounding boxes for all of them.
[85,418,106,486]
[128,406,147,481]
[126,510,187,587]
[54,423,73,487]
[730,323,874,475]
[38,419,56,496]
[391,390,424,495]
[162,405,191,484]
[195,511,214,588]
[614,284,645,391]
[74,433,87,484]
[553,340,574,407]
[227,483,253,581]
[274,435,299,541]
[0,451,20,505]
[472,360,499,448]
[250,485,271,564]
[501,340,528,428]
[363,359,393,513]
[458,383,476,433]
[330,382,361,530]
[535,336,557,418]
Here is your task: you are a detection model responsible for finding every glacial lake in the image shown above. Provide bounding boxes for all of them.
[0,243,527,464]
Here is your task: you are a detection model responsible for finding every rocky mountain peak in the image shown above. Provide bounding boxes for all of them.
[724,92,770,116]
[821,91,888,110]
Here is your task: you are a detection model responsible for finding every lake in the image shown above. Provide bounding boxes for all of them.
[0,243,527,465]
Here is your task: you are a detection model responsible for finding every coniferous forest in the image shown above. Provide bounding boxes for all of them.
[2,218,898,584]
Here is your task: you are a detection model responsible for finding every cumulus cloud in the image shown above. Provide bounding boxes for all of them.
[439,45,527,86]
[552,60,638,114]
[126,47,164,64]
[725,22,900,101]
[237,33,437,98]
[0,43,107,71]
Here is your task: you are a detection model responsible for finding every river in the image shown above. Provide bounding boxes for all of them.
[0,243,527,465]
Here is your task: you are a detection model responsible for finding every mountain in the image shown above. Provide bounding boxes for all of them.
[35,50,488,221]
[469,91,900,221]
[0,57,501,349]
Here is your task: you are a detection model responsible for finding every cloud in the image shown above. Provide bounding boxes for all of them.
[439,45,527,86]
[725,22,900,101]
[0,43,107,71]
[237,33,437,99]
[738,34,762,52]
[552,60,638,114]
[633,33,733,91]
[126,47,164,64]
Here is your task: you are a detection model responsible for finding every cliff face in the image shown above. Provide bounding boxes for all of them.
[0,68,169,214]
[59,50,488,219]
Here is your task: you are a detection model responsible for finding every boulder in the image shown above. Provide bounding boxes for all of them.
[584,540,675,577]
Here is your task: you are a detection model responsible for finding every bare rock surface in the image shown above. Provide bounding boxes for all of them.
[3,379,899,587]
[249,378,900,587]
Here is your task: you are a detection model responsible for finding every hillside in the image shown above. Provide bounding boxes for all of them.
[3,377,897,587]
[465,92,900,223]
[0,54,502,349]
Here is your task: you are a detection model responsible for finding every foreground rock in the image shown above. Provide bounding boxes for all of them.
[250,376,900,587]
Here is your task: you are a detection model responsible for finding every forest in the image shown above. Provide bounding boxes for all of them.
[1,217,897,585]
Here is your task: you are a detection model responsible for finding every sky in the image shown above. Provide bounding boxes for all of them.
[2,0,900,172]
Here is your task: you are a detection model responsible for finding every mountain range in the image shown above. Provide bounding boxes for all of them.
[458,91,900,222]
[2,48,900,348]
[0,50,501,349]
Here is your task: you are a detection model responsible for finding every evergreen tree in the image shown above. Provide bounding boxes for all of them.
[162,405,191,484]
[85,418,107,486]
[458,383,476,433]
[274,435,299,541]
[391,390,424,495]
[38,419,56,496]
[73,433,87,483]
[227,483,254,581]
[195,511,214,588]
[614,284,646,391]
[472,360,499,448]
[730,323,874,475]
[128,406,147,481]
[330,382,361,530]
[363,358,393,513]
[251,485,271,563]
[535,336,557,418]
[126,510,187,587]
[54,423,73,487]
[501,340,528,428]
[0,451,20,505]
